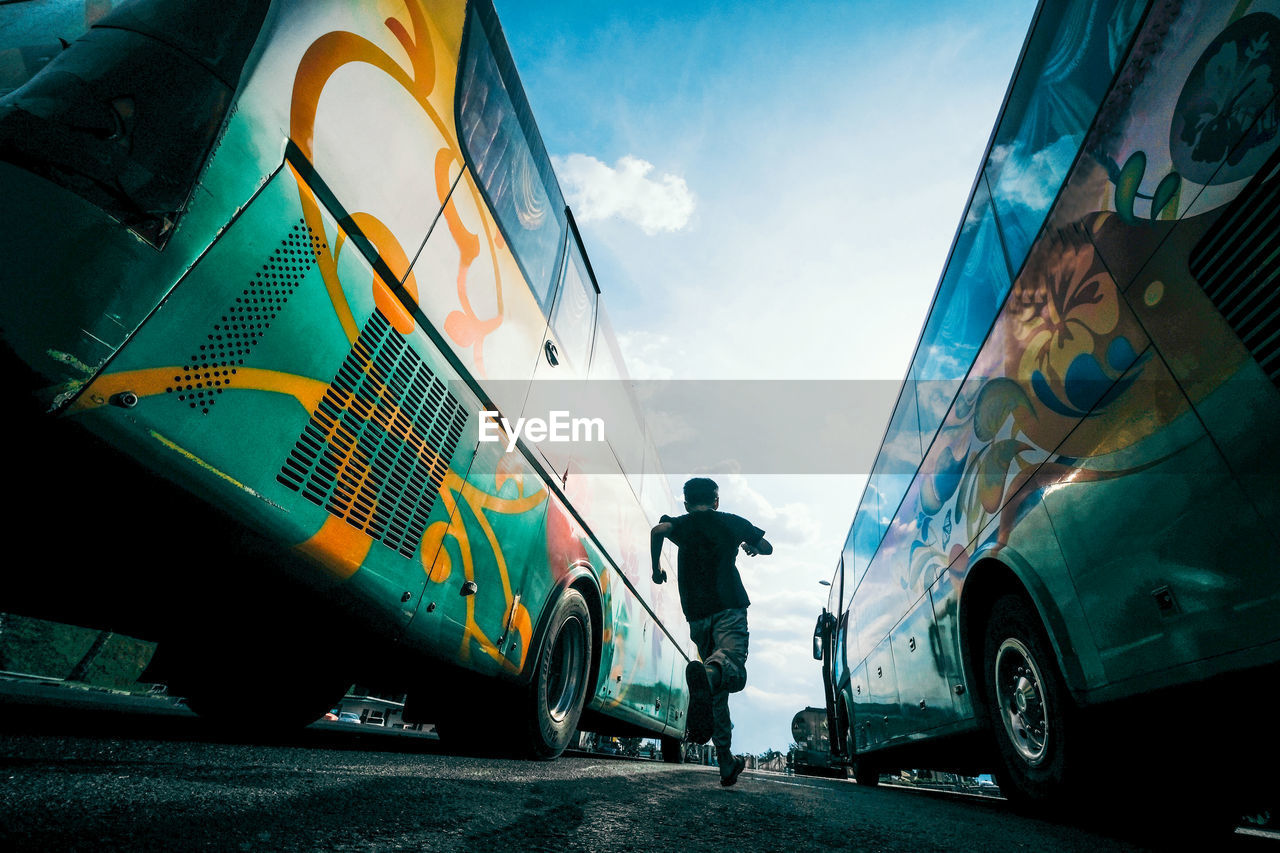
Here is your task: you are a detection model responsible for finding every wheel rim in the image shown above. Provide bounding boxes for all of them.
[993,637,1049,767]
[546,614,586,723]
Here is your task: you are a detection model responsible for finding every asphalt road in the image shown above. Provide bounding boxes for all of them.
[2,688,1277,851]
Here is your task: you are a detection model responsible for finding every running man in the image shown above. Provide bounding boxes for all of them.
[651,477,772,787]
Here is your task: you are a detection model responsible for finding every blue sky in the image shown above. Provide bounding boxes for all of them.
[494,0,1039,755]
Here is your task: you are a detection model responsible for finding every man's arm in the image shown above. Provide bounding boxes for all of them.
[650,521,672,583]
[741,536,772,557]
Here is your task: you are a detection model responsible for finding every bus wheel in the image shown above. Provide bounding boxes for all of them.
[661,735,684,763]
[523,587,592,760]
[981,594,1075,808]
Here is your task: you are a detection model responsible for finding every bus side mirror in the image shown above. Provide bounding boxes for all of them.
[812,615,826,661]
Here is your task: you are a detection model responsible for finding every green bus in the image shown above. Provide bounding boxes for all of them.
[814,0,1280,814]
[0,0,690,760]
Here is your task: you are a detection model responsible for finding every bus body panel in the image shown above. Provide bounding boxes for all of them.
[928,571,974,720]
[859,637,899,749]
[1041,394,1279,688]
[889,592,957,735]
[823,0,1280,782]
[0,0,687,740]
[847,661,871,752]
[962,498,1101,696]
[0,0,279,411]
[67,163,499,644]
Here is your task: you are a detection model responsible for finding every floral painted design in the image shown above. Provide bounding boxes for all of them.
[1171,13,1280,185]
[1012,234,1146,419]
[900,220,1158,584]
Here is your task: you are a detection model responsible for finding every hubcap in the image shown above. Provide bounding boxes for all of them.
[546,615,586,723]
[994,637,1048,766]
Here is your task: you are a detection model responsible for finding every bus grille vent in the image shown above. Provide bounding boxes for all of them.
[276,310,467,559]
[166,218,322,414]
[1188,148,1280,387]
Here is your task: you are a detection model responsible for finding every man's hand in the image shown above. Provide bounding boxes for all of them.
[741,537,772,557]
[741,542,759,557]
[650,521,673,586]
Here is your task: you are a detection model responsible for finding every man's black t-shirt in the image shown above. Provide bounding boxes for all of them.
[660,510,765,621]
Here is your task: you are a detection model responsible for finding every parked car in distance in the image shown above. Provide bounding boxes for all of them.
[337,712,361,725]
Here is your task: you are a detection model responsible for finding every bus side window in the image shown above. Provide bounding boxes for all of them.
[911,176,1009,443]
[867,388,923,530]
[457,7,566,311]
[549,243,597,371]
[587,305,646,484]
[845,495,881,592]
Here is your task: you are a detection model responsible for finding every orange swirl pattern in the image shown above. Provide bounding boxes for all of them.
[289,2,508,374]
[421,469,548,671]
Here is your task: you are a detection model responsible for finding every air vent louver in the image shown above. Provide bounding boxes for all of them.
[1189,148,1280,388]
[166,218,319,414]
[277,311,467,558]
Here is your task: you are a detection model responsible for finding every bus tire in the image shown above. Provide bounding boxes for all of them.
[981,593,1076,808]
[661,735,684,763]
[523,587,592,760]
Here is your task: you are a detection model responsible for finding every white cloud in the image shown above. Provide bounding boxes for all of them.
[615,331,681,380]
[553,154,696,234]
[742,683,811,713]
[713,472,822,550]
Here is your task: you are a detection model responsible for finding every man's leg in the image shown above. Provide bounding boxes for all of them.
[704,608,748,694]
[703,609,748,785]
[685,615,717,744]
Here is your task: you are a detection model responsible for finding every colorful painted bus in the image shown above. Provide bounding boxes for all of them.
[0,0,691,760]
[814,0,1280,815]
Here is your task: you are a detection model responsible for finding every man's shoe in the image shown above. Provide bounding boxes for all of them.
[684,661,713,745]
[720,755,746,787]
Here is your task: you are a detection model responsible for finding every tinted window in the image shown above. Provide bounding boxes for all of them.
[458,9,566,309]
[844,493,882,589]
[865,384,923,532]
[551,241,596,370]
[827,561,842,615]
[588,306,646,478]
[877,385,924,478]
[638,433,672,526]
[912,174,1010,441]
[984,0,1138,266]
